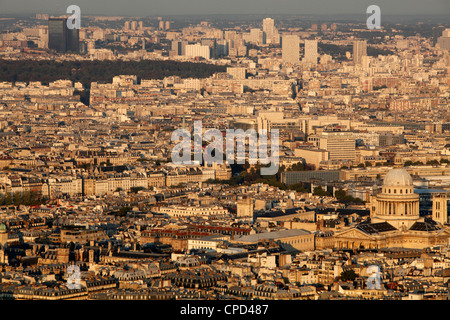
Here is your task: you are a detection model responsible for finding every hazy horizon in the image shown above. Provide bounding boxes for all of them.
[1,0,450,17]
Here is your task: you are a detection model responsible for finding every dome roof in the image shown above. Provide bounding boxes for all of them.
[0,224,6,231]
[383,168,413,187]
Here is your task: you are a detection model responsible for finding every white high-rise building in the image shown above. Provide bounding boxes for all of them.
[185,43,210,60]
[263,18,279,45]
[263,18,274,44]
[437,28,450,50]
[304,39,318,64]
[319,131,356,162]
[282,34,300,65]
[249,28,263,45]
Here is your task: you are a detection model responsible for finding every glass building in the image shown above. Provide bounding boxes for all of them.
[48,18,79,53]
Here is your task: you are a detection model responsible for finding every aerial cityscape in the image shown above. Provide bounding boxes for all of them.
[0,0,450,305]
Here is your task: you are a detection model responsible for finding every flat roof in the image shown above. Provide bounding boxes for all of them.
[414,188,449,194]
[235,229,311,243]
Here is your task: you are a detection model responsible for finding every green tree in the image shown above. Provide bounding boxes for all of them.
[313,186,331,197]
[340,269,358,281]
[117,206,131,216]
[130,186,146,194]
[335,189,347,200]
[426,160,439,165]
[22,191,32,205]
[13,192,22,206]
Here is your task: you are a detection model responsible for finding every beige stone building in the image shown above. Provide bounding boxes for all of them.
[334,162,450,250]
[236,196,253,218]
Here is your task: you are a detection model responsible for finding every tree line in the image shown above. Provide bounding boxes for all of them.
[0,191,46,206]
[0,59,226,87]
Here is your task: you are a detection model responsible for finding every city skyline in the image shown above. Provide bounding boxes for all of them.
[0,8,449,304]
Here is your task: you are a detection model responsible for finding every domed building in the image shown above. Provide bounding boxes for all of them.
[370,167,420,230]
[334,162,450,250]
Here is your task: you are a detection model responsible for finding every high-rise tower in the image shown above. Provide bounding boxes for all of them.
[48,17,79,53]
[353,40,367,65]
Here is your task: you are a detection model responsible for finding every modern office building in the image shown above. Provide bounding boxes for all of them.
[262,18,279,45]
[319,132,356,162]
[200,39,217,59]
[437,28,450,50]
[185,43,210,60]
[263,18,275,44]
[48,17,79,53]
[249,28,264,45]
[281,170,342,185]
[171,40,188,56]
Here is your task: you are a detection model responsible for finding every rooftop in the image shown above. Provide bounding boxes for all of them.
[235,229,311,243]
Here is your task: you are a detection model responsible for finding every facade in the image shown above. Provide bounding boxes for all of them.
[233,229,315,251]
[48,18,79,53]
[304,40,318,64]
[319,132,356,162]
[281,170,341,185]
[353,40,367,65]
[227,67,246,80]
[187,236,229,251]
[60,228,108,243]
[437,28,450,50]
[236,196,253,218]
[282,35,300,66]
[262,18,279,45]
[156,205,229,218]
[294,148,329,169]
[432,193,450,225]
[171,40,188,56]
[185,43,210,60]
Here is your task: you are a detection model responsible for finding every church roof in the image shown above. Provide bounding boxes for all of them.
[409,221,440,232]
[383,168,413,187]
[356,222,397,235]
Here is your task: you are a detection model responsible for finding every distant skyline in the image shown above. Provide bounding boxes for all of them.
[1,0,450,17]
